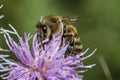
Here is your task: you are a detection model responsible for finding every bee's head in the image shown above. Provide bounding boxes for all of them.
[35,21,51,39]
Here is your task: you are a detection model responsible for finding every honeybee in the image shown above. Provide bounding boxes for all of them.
[35,15,83,57]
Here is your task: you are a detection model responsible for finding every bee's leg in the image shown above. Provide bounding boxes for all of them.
[64,46,71,58]
[43,33,53,46]
[48,34,53,42]
[62,25,66,37]
[63,25,67,34]
[37,34,45,50]
[64,35,74,57]
[41,34,46,50]
[61,25,66,45]
[37,34,40,43]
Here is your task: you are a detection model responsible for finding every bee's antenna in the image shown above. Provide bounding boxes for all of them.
[40,16,43,22]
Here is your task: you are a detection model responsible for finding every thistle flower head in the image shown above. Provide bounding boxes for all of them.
[0,24,96,80]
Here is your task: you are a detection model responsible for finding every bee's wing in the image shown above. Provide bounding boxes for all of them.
[62,16,94,23]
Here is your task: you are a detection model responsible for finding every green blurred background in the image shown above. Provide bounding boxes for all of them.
[0,0,120,80]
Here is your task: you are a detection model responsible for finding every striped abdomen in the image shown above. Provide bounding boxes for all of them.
[63,25,83,57]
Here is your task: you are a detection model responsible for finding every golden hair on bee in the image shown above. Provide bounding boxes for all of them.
[35,15,83,57]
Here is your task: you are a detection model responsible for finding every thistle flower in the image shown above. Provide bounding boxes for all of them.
[0,24,96,80]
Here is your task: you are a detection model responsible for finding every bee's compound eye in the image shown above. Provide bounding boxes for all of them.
[41,25,47,33]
